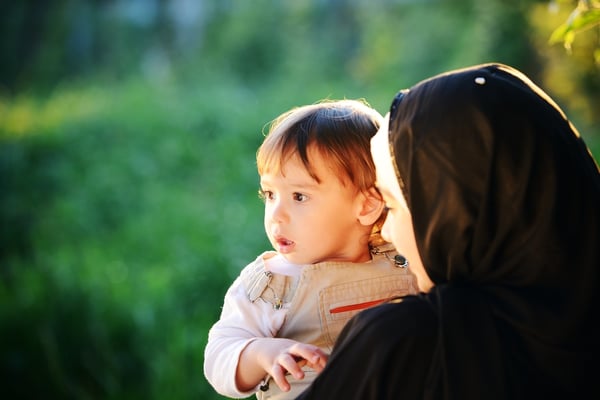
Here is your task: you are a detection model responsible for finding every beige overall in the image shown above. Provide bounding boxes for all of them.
[240,245,418,400]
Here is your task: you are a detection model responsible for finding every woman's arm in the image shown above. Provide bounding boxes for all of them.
[297,297,438,399]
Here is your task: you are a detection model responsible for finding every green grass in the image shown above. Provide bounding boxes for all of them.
[0,76,270,399]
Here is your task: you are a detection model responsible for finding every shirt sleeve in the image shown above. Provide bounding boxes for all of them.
[204,266,288,398]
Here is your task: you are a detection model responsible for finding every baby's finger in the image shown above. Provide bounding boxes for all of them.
[289,344,327,366]
[279,353,305,380]
[270,365,291,392]
[308,354,327,372]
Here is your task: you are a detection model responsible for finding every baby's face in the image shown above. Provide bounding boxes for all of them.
[260,150,373,265]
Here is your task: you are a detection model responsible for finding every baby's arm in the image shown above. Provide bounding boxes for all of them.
[204,272,327,397]
[236,337,328,393]
[233,253,327,392]
[204,276,281,398]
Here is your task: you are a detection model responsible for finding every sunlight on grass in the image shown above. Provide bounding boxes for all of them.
[0,86,109,138]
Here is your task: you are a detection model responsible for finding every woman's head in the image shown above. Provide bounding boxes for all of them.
[373,63,600,293]
[371,112,432,291]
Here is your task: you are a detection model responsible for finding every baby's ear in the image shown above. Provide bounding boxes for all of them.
[357,187,385,226]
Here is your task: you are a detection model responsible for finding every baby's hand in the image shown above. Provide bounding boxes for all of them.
[268,342,328,392]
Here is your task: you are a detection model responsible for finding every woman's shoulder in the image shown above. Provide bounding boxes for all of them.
[345,294,438,341]
[358,294,436,320]
[297,295,440,399]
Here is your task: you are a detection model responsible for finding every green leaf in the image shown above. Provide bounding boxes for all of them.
[549,23,571,44]
[570,9,600,32]
[548,5,600,47]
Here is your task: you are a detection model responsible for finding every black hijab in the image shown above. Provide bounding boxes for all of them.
[389,63,600,398]
[297,63,600,399]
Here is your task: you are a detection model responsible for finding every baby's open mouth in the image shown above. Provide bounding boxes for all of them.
[277,238,293,246]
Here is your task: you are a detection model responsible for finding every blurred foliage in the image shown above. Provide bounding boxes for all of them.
[549,0,600,64]
[0,0,598,399]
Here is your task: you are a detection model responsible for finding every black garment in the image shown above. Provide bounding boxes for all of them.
[297,64,600,399]
[297,296,440,399]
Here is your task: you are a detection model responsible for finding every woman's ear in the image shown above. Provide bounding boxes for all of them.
[357,187,385,226]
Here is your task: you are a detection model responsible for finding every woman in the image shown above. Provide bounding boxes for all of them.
[296,63,600,399]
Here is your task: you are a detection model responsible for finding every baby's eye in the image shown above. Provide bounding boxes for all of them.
[293,192,308,202]
[258,189,275,202]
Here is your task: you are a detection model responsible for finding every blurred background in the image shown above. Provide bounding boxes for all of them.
[1,0,598,399]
